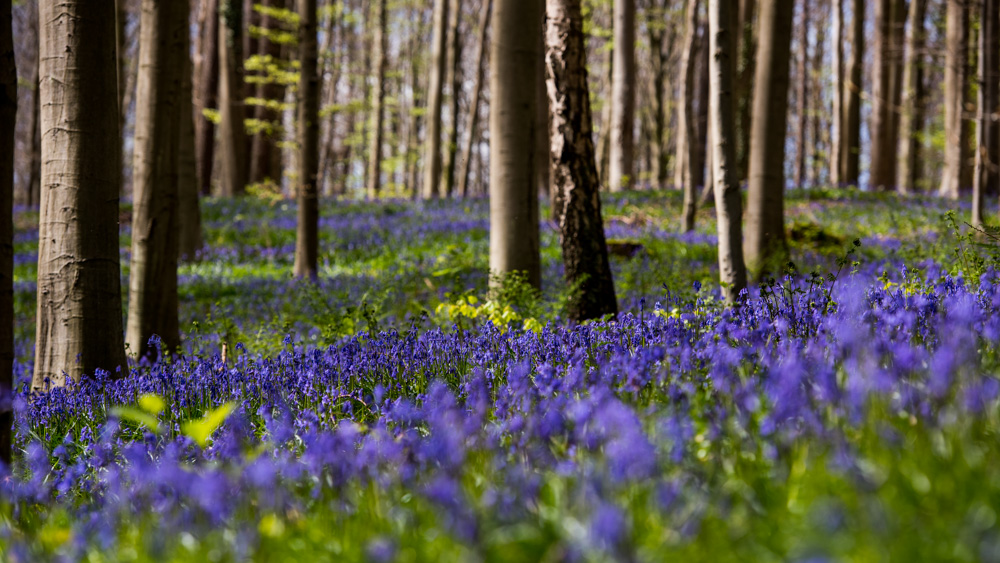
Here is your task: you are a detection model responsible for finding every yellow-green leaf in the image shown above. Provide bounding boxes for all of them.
[182,402,236,448]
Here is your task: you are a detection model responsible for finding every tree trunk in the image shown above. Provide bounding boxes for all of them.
[249,0,287,187]
[0,0,14,465]
[608,0,635,192]
[196,0,219,196]
[646,3,670,190]
[318,4,343,196]
[595,49,613,187]
[27,49,40,207]
[831,0,843,185]
[366,0,388,199]
[684,17,708,232]
[940,0,970,200]
[179,19,203,262]
[127,0,187,362]
[973,0,998,225]
[809,0,827,184]
[404,6,428,198]
[545,0,617,321]
[735,0,756,181]
[295,0,319,278]
[744,0,793,278]
[871,0,905,191]
[793,0,809,189]
[441,0,463,197]
[709,0,747,303]
[490,0,542,289]
[842,0,863,185]
[675,0,699,210]
[458,0,492,198]
[218,0,247,196]
[35,0,128,389]
[422,0,449,198]
[536,25,551,202]
[898,0,927,194]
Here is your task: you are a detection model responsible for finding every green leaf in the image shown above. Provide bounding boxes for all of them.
[111,407,161,433]
[182,402,236,448]
[137,393,166,416]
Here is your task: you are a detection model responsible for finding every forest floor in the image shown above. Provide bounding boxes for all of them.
[4,189,1000,561]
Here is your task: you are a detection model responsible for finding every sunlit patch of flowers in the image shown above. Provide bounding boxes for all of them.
[435,294,543,334]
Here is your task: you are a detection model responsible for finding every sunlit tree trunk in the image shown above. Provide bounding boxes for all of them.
[545,0,617,321]
[939,0,969,200]
[35,0,128,389]
[842,0,863,185]
[218,0,247,196]
[608,0,635,192]
[0,0,14,465]
[295,0,319,278]
[973,0,998,226]
[366,0,388,199]
[458,0,491,198]
[708,0,746,303]
[898,0,927,194]
[744,0,793,278]
[422,0,448,198]
[490,0,542,289]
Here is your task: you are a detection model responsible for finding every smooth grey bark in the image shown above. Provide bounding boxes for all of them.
[489,0,542,289]
[842,0,863,185]
[744,0,793,278]
[458,0,491,198]
[608,0,635,192]
[708,0,746,303]
[35,0,128,389]
[734,0,755,180]
[973,0,998,226]
[545,0,618,321]
[195,0,219,196]
[218,0,247,196]
[939,0,969,200]
[367,0,388,199]
[294,0,319,278]
[422,0,448,198]
[0,0,14,465]
[831,0,843,185]
[898,0,927,194]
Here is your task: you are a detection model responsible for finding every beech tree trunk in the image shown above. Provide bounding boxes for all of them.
[218,0,247,196]
[195,0,219,196]
[608,0,635,192]
[675,0,699,209]
[127,0,187,362]
[366,0,388,199]
[842,0,863,186]
[441,0,463,197]
[458,0,491,198]
[744,0,793,278]
[708,0,746,303]
[295,0,319,278]
[940,0,970,200]
[831,0,844,185]
[422,0,448,198]
[179,19,203,261]
[490,0,542,289]
[35,0,128,389]
[735,0,755,181]
[27,50,40,207]
[0,0,14,465]
[898,0,927,194]
[545,0,617,321]
[871,0,905,191]
[793,0,809,189]
[973,0,998,225]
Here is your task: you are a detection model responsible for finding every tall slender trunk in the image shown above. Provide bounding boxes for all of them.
[647,5,670,189]
[458,0,491,198]
[939,0,970,200]
[973,0,999,225]
[366,0,388,199]
[422,0,449,198]
[793,0,809,189]
[842,0,863,185]
[898,0,926,194]
[249,0,287,187]
[196,0,219,196]
[675,0,699,203]
[179,21,203,262]
[608,0,635,192]
[404,6,428,197]
[318,4,342,196]
[0,0,14,465]
[809,0,827,185]
[545,0,617,321]
[831,0,844,185]
[441,0,463,197]
[295,0,319,278]
[683,16,707,232]
[35,0,128,389]
[27,49,40,207]
[536,26,551,202]
[735,0,756,181]
[871,0,905,191]
[490,0,542,289]
[744,0,793,278]
[595,50,613,187]
[219,0,248,196]
[708,0,747,303]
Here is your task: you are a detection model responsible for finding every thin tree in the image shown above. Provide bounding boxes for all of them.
[441,0,463,197]
[939,0,969,200]
[490,0,542,289]
[831,0,843,185]
[295,0,319,278]
[744,0,793,278]
[27,46,39,207]
[195,0,220,196]
[35,0,128,389]
[675,0,699,214]
[458,0,492,198]
[422,0,449,199]
[545,0,618,320]
[973,0,998,226]
[608,0,636,192]
[367,0,388,199]
[127,0,187,361]
[734,0,756,180]
[219,0,248,196]
[179,11,203,261]
[0,0,14,465]
[793,0,809,189]
[871,0,905,191]
[708,0,746,303]
[898,0,927,194]
[842,0,863,185]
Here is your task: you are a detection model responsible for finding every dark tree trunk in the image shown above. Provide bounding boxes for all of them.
[973,0,999,225]
[179,14,203,262]
[545,0,618,321]
[219,0,248,196]
[196,0,220,196]
[294,0,319,278]
[898,0,927,194]
[458,0,491,198]
[842,0,863,185]
[0,0,14,465]
[26,50,40,207]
